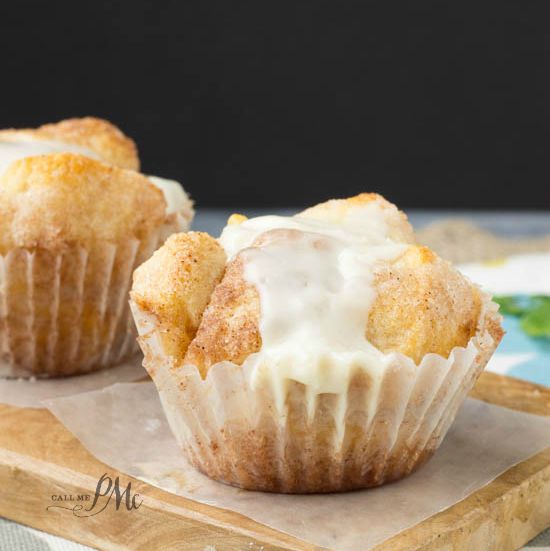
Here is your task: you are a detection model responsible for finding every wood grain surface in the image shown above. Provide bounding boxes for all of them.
[0,371,549,551]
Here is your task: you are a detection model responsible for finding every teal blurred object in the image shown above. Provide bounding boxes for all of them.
[494,295,550,387]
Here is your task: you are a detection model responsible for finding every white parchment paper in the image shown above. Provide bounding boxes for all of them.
[0,357,146,408]
[45,382,550,551]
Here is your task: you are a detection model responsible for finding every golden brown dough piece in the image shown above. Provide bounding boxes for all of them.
[0,117,139,170]
[0,153,164,254]
[299,192,415,243]
[131,232,227,368]
[367,246,486,364]
[184,255,261,376]
[226,213,248,225]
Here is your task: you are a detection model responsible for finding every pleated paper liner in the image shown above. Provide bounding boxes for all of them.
[131,298,502,493]
[0,214,183,378]
[0,188,192,379]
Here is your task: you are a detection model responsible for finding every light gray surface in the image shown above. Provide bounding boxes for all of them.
[0,518,93,550]
[2,209,549,550]
[193,208,550,238]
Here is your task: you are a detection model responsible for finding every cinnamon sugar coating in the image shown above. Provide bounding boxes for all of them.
[0,153,165,254]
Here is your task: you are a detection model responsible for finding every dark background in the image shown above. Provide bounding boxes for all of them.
[1,1,548,209]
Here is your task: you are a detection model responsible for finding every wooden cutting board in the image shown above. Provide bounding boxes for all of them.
[0,371,549,551]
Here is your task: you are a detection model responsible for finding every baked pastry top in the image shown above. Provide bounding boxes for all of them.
[0,153,165,253]
[182,244,481,373]
[0,117,194,253]
[300,192,415,243]
[132,194,500,379]
[132,232,227,361]
[0,117,139,171]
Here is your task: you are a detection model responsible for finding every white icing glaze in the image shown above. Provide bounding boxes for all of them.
[218,211,409,395]
[219,199,398,259]
[146,175,192,218]
[0,135,101,176]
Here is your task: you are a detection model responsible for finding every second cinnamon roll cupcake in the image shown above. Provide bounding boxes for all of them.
[0,118,193,377]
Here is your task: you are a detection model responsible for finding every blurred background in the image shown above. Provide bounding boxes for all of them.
[1,0,548,209]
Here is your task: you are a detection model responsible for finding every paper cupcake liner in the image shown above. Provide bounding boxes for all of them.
[131,298,501,493]
[0,230,166,378]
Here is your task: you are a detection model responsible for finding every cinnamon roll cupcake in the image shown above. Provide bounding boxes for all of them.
[131,194,503,493]
[0,118,193,377]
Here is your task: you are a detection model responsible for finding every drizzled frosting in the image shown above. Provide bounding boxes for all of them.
[219,199,404,259]
[218,209,409,395]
